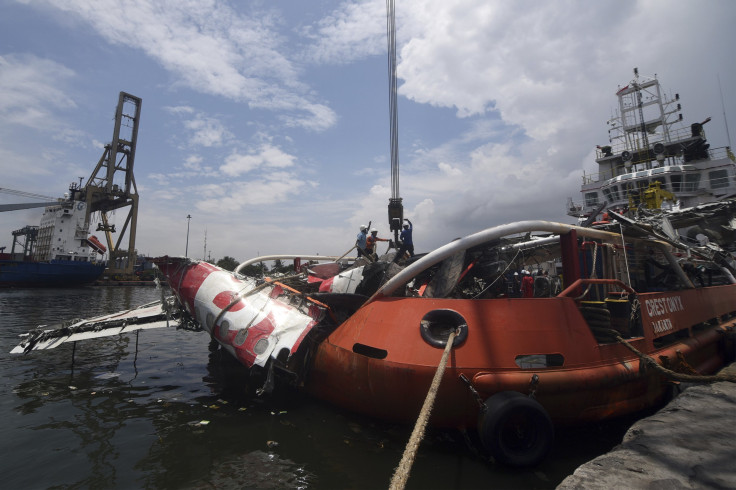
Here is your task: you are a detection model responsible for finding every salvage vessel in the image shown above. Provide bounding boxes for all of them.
[0,190,106,287]
[150,209,736,466]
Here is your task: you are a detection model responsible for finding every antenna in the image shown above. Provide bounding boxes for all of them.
[718,74,733,148]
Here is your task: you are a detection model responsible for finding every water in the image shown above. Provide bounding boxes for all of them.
[0,286,633,489]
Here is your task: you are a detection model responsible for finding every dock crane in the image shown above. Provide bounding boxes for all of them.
[68,92,142,279]
[2,92,143,279]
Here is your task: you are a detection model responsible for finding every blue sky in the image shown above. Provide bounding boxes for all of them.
[1,0,735,263]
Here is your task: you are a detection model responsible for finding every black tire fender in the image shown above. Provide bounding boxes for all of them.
[419,309,468,348]
[478,391,554,467]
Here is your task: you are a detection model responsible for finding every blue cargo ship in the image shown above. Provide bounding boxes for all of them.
[0,258,106,287]
[0,197,107,287]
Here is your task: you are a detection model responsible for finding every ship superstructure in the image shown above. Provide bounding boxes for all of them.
[568,68,736,220]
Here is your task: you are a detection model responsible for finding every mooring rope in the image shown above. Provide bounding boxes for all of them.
[389,329,458,490]
[614,331,736,383]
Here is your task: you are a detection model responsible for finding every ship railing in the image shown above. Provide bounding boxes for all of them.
[583,146,733,185]
[557,278,635,301]
[599,126,702,160]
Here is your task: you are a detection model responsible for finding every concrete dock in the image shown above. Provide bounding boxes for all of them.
[558,364,736,489]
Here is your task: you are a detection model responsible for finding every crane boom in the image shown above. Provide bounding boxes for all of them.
[0,187,58,201]
[0,202,59,212]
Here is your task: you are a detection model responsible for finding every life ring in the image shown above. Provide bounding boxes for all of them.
[478,391,554,467]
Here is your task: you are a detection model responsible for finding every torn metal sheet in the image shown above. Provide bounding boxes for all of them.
[11,299,179,354]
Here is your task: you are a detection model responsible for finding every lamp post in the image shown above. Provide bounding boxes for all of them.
[185,214,192,257]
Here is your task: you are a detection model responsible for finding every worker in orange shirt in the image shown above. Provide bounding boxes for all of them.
[365,229,389,260]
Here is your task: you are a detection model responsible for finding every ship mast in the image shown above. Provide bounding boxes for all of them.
[386,0,403,243]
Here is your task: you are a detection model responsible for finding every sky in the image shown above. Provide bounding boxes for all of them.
[1,0,735,263]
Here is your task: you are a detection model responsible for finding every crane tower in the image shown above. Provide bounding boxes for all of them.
[69,92,142,279]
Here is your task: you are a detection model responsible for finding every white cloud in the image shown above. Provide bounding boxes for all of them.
[438,162,462,177]
[183,115,232,147]
[0,54,76,130]
[197,171,305,212]
[23,0,337,131]
[220,144,297,177]
[301,0,386,64]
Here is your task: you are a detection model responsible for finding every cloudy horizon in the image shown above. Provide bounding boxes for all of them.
[1,0,734,263]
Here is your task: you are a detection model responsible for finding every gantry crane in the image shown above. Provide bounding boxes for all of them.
[68,92,142,279]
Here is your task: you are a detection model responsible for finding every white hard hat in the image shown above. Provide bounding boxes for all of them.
[370,229,377,233]
[360,225,367,231]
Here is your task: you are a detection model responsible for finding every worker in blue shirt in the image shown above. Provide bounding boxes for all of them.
[355,225,368,257]
[393,219,414,263]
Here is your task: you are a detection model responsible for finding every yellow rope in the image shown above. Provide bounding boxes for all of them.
[389,330,457,490]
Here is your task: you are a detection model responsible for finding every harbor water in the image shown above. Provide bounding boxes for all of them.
[1,286,635,489]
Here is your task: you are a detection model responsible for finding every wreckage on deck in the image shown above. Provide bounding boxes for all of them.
[12,202,736,467]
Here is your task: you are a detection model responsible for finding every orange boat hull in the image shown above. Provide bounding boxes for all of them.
[308,286,736,428]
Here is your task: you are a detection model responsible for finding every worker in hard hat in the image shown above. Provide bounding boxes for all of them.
[365,229,389,260]
[355,225,369,257]
[393,218,414,263]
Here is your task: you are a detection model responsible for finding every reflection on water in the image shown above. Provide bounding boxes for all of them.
[0,286,632,489]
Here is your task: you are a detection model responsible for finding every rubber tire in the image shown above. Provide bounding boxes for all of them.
[478,391,554,467]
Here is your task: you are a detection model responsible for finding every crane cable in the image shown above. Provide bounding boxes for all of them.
[387,0,400,200]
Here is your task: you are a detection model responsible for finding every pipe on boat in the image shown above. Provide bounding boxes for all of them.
[234,255,356,275]
[367,220,638,303]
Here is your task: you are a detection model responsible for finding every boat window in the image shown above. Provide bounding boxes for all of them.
[515,354,564,369]
[670,174,682,192]
[637,179,650,191]
[635,171,648,178]
[602,188,612,202]
[709,169,729,189]
[651,167,665,175]
[584,192,599,207]
[610,185,620,200]
[352,343,388,359]
[684,173,701,191]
